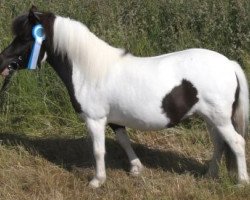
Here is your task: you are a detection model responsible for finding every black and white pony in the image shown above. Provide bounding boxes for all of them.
[0,6,249,187]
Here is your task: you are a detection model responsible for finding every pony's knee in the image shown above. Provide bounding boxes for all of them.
[93,149,105,159]
[217,125,245,148]
[230,134,245,155]
[237,134,246,146]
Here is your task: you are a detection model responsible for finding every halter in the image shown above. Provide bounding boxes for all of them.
[27,24,46,70]
[0,24,46,95]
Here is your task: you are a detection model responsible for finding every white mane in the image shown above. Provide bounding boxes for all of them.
[53,16,124,82]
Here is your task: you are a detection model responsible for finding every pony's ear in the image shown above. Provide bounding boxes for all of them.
[28,5,40,24]
[30,5,38,12]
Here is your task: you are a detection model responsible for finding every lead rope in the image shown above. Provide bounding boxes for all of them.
[0,55,23,96]
[0,62,19,98]
[0,69,15,94]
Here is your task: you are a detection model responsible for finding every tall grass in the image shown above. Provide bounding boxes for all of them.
[0,0,249,135]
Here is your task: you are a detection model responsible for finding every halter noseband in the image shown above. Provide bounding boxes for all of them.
[8,56,22,71]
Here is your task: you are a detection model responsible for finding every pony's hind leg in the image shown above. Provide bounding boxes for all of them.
[216,123,249,184]
[206,123,225,178]
[87,117,107,188]
[109,124,143,176]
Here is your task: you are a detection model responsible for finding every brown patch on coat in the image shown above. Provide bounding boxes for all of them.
[162,79,199,127]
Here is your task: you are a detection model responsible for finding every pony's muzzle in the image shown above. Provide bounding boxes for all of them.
[0,54,22,77]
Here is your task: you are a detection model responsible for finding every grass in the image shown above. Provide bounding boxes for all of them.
[0,0,250,199]
[0,127,250,199]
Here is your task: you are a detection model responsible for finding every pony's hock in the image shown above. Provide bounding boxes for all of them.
[0,6,249,188]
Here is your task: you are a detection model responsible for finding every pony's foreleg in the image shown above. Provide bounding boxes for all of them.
[110,124,143,176]
[87,117,107,188]
[206,123,225,178]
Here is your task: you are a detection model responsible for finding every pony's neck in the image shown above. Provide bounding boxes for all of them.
[52,16,124,82]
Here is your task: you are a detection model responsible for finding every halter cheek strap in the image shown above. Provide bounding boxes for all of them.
[27,24,46,70]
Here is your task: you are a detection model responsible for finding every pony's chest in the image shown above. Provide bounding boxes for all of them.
[71,73,110,119]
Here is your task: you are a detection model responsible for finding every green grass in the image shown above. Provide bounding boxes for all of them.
[0,0,250,199]
[0,0,249,133]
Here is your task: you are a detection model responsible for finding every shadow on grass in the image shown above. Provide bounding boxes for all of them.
[0,132,207,177]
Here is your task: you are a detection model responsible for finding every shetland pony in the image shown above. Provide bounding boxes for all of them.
[0,6,249,187]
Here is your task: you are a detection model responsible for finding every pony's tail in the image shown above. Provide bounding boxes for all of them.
[225,61,249,173]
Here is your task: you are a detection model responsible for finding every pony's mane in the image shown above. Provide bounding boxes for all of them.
[53,16,125,82]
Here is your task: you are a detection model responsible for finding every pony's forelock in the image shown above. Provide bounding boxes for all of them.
[12,14,31,37]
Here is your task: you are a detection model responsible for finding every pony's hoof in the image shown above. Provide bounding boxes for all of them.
[236,181,249,188]
[130,160,143,176]
[89,177,105,188]
[238,176,250,186]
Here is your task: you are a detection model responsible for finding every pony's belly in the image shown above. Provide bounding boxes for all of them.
[108,110,169,131]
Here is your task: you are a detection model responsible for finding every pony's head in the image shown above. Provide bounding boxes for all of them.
[0,6,54,77]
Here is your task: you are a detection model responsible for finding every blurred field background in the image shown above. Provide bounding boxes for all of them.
[0,0,250,199]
